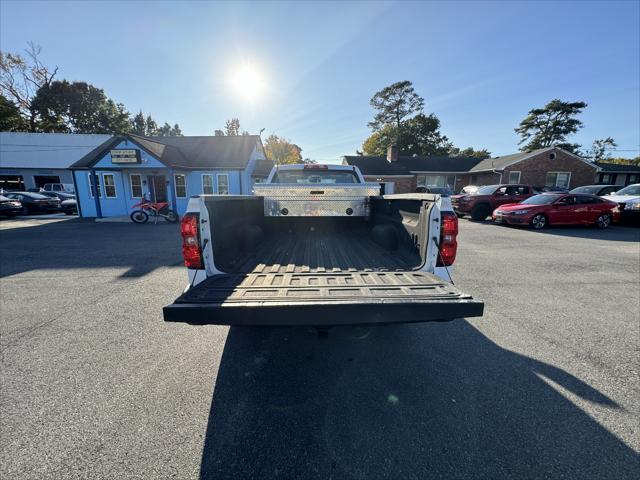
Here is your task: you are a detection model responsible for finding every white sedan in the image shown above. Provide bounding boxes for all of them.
[603,184,640,222]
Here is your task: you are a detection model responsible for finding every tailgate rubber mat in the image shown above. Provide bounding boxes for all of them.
[164,271,484,326]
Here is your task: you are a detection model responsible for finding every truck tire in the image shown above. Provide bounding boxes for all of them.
[470,204,490,221]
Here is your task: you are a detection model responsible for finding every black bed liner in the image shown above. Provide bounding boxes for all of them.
[220,229,422,274]
[163,269,483,326]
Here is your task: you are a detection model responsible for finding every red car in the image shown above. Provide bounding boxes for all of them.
[492,193,620,229]
[451,184,537,221]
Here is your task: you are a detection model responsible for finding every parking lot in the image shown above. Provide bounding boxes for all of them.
[0,217,638,479]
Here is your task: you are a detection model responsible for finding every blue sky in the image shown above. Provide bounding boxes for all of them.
[1,0,639,161]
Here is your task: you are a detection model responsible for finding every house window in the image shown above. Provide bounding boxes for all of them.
[88,173,101,197]
[217,174,229,195]
[601,174,611,183]
[103,174,117,198]
[508,171,521,183]
[416,175,454,188]
[545,172,571,189]
[628,174,639,184]
[129,174,143,198]
[174,174,187,198]
[202,174,214,194]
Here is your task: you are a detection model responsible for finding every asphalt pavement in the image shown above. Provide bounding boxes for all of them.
[1,217,638,479]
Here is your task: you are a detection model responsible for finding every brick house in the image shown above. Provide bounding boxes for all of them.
[466,146,599,190]
[594,162,640,187]
[342,146,481,194]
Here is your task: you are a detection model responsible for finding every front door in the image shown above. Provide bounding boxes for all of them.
[150,175,167,202]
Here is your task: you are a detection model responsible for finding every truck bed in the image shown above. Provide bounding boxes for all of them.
[163,195,484,326]
[222,228,422,274]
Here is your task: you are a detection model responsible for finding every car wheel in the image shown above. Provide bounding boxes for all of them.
[530,214,547,230]
[470,204,490,221]
[595,213,611,229]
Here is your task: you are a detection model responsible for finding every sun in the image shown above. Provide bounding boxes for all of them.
[230,64,265,100]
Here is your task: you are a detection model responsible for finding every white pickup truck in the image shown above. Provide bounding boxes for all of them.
[163,164,483,328]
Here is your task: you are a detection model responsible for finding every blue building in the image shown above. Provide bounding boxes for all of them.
[70,134,272,218]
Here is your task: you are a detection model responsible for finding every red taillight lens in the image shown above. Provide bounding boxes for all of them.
[437,211,458,266]
[180,213,203,269]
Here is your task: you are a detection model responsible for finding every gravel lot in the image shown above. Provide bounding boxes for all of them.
[1,217,638,479]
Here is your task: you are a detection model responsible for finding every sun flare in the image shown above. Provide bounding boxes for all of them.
[230,64,265,100]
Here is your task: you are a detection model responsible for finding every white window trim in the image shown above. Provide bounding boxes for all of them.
[546,171,572,188]
[508,171,521,184]
[102,173,117,198]
[201,173,214,195]
[129,174,143,198]
[216,173,230,195]
[174,174,187,198]
[87,173,102,198]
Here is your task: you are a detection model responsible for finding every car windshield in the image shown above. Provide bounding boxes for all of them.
[21,192,49,199]
[474,185,499,195]
[613,184,640,196]
[570,186,602,194]
[521,194,562,205]
[272,169,359,184]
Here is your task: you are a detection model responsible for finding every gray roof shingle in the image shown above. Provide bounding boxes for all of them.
[342,155,482,175]
[596,162,640,173]
[71,134,262,169]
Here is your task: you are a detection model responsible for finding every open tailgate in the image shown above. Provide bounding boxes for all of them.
[163,270,483,326]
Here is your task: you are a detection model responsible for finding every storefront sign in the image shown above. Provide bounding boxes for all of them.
[111,149,141,164]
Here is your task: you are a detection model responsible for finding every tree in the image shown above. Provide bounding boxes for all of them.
[214,129,224,136]
[264,134,303,164]
[515,99,587,154]
[362,113,452,156]
[225,117,240,136]
[171,123,182,136]
[145,115,158,136]
[368,80,424,132]
[33,80,130,134]
[130,111,146,135]
[599,156,640,166]
[0,94,27,131]
[0,43,58,131]
[448,146,492,159]
[588,137,617,161]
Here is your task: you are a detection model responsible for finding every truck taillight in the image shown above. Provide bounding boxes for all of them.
[437,212,458,267]
[180,213,203,269]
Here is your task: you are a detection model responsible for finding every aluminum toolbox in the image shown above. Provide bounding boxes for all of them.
[252,184,381,217]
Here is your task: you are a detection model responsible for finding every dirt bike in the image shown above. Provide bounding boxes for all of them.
[130,200,179,224]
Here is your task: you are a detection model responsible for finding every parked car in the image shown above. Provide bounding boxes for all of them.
[603,183,640,223]
[60,198,78,215]
[492,193,619,229]
[39,191,76,204]
[163,164,484,330]
[570,184,619,196]
[0,195,22,217]
[3,192,61,214]
[451,184,537,221]
[42,183,75,193]
[459,185,479,195]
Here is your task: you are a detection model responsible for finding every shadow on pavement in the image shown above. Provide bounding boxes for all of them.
[470,218,640,242]
[0,219,182,278]
[200,321,636,480]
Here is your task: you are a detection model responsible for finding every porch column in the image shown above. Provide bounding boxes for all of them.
[168,168,177,211]
[90,169,102,218]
